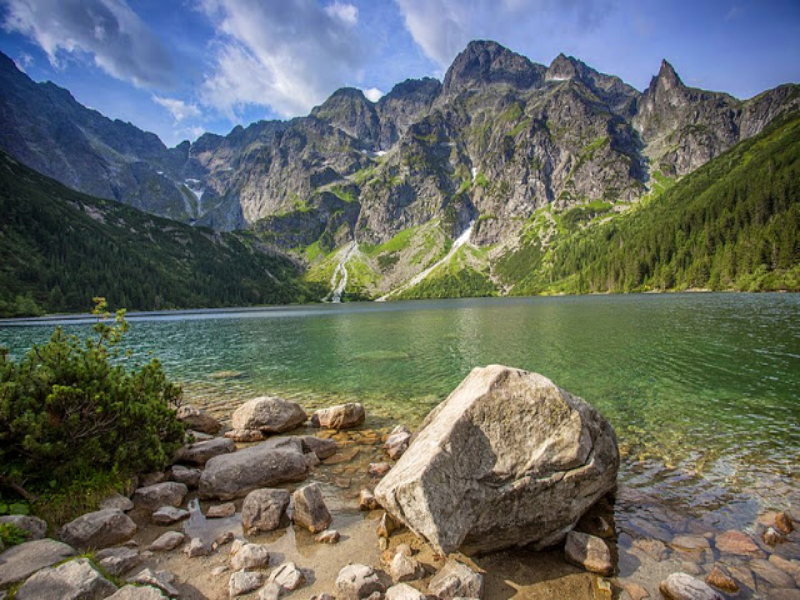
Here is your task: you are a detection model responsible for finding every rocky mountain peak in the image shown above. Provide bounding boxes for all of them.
[546,53,583,81]
[653,59,684,93]
[442,40,544,96]
[311,87,380,146]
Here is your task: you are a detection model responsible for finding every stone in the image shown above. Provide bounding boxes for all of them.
[765,526,786,545]
[258,582,282,600]
[107,585,167,599]
[99,493,135,513]
[293,483,332,533]
[241,488,291,534]
[305,452,321,467]
[225,429,266,442]
[770,554,800,585]
[390,552,424,582]
[269,562,306,591]
[149,531,186,552]
[169,465,201,488]
[140,472,167,487]
[377,512,399,538]
[564,531,613,576]
[384,430,411,460]
[714,530,762,556]
[184,537,210,558]
[0,515,47,541]
[151,506,190,525]
[632,538,669,561]
[176,404,221,434]
[95,547,142,577]
[0,539,74,588]
[232,396,308,432]
[312,403,366,430]
[777,511,795,535]
[127,569,179,598]
[206,502,236,518]
[750,558,796,588]
[359,489,380,511]
[175,437,235,466]
[214,531,235,548]
[199,437,308,500]
[316,530,341,544]
[230,539,245,556]
[230,570,265,596]
[385,583,426,600]
[60,508,137,550]
[622,582,649,600]
[231,543,270,571]
[132,482,188,511]
[368,462,391,477]
[671,534,710,554]
[188,430,214,441]
[301,436,339,459]
[659,573,722,600]
[428,559,484,599]
[14,558,117,600]
[727,565,756,591]
[769,591,800,600]
[335,564,386,600]
[375,366,619,555]
[705,566,739,593]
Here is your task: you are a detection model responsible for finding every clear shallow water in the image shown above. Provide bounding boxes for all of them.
[2,293,799,532]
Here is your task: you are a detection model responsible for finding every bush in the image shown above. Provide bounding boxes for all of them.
[0,298,185,500]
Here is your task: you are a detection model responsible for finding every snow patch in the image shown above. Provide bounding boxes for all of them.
[471,167,478,180]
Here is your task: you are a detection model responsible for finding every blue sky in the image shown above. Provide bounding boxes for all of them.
[1,0,798,147]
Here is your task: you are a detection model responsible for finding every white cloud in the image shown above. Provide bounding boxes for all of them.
[13,51,33,72]
[1,0,175,87]
[152,95,202,122]
[200,0,365,119]
[362,87,384,102]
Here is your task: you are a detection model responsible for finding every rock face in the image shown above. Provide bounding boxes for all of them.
[199,437,308,500]
[293,483,332,533]
[0,538,76,587]
[60,509,137,550]
[231,397,308,432]
[14,557,117,600]
[241,488,291,535]
[374,365,619,555]
[176,405,221,434]
[311,403,366,429]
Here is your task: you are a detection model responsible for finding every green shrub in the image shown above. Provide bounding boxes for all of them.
[0,522,28,547]
[0,298,185,500]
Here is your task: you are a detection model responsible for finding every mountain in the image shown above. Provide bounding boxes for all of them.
[0,151,314,317]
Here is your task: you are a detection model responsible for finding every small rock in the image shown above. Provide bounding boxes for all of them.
[257,582,282,600]
[0,539,76,588]
[293,483,332,533]
[390,552,424,582]
[705,566,739,593]
[184,537,210,558]
[714,530,762,556]
[269,562,306,591]
[671,534,710,554]
[750,558,796,588]
[427,559,484,599]
[140,472,167,487]
[659,573,722,600]
[106,585,168,599]
[241,488,291,535]
[765,526,786,545]
[231,543,270,571]
[632,538,669,561]
[377,512,399,538]
[206,502,236,518]
[316,530,341,544]
[622,582,649,600]
[777,511,795,535]
[229,570,265,597]
[151,506,190,525]
[215,531,235,548]
[0,515,46,541]
[311,402,366,430]
[188,430,215,441]
[149,531,186,552]
[385,583,426,600]
[169,465,201,488]
[128,568,179,598]
[359,489,379,511]
[384,430,411,460]
[176,404,221,434]
[175,437,236,466]
[133,482,188,511]
[595,577,613,600]
[95,547,142,577]
[309,595,335,600]
[301,436,339,459]
[769,554,800,584]
[99,493,135,513]
[14,557,118,600]
[368,462,391,477]
[60,508,138,550]
[564,531,613,576]
[232,396,308,432]
[768,590,800,600]
[225,429,266,442]
[335,564,387,600]
[211,565,229,577]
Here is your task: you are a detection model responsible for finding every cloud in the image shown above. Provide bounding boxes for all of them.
[13,51,33,72]
[1,0,175,88]
[362,87,384,102]
[200,0,364,119]
[152,95,202,122]
[395,0,614,69]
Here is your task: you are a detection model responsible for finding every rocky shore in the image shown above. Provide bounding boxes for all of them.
[1,366,798,599]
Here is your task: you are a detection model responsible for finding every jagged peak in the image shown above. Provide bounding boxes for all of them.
[443,39,543,95]
[546,53,586,81]
[381,77,441,102]
[655,59,684,90]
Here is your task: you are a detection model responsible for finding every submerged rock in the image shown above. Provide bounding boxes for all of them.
[311,402,366,430]
[705,566,739,593]
[776,511,795,534]
[564,531,613,575]
[60,508,137,550]
[660,572,722,600]
[375,365,619,555]
[232,396,308,433]
[301,436,339,459]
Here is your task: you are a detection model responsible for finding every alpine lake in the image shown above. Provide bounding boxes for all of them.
[2,292,798,598]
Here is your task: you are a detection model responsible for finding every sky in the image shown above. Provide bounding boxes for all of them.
[0,0,798,147]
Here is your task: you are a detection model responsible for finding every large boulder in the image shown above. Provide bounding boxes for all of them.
[176,405,221,434]
[0,515,47,541]
[292,484,332,533]
[0,539,76,588]
[14,558,117,600]
[241,488,291,535]
[374,365,619,555]
[174,437,235,466]
[199,437,308,500]
[231,397,307,433]
[60,509,137,550]
[133,482,188,511]
[311,403,365,430]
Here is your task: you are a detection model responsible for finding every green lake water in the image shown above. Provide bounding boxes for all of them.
[2,293,798,535]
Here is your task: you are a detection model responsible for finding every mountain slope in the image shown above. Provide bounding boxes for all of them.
[0,151,313,317]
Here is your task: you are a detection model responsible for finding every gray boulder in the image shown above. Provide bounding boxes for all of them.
[231,396,308,432]
[183,537,210,558]
[15,557,117,600]
[375,365,619,554]
[268,562,306,592]
[225,429,266,442]
[99,493,135,512]
[311,403,365,429]
[127,569,179,598]
[133,482,188,511]
[231,543,270,571]
[107,585,167,599]
[428,559,484,599]
[199,437,307,500]
[0,515,46,541]
[301,436,339,459]
[148,531,185,552]
[176,404,221,434]
[335,564,387,600]
[229,570,265,596]
[241,488,291,535]
[151,506,190,525]
[174,437,235,466]
[95,547,142,577]
[386,583,426,600]
[60,509,137,550]
[293,483,332,533]
[0,538,76,587]
[169,465,201,488]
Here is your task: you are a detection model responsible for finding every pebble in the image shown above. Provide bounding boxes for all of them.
[777,512,795,535]
[316,530,341,544]
[206,502,236,518]
[368,462,392,477]
[671,535,710,554]
[705,566,739,593]
[632,538,669,561]
[765,526,786,546]
[184,537,210,558]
